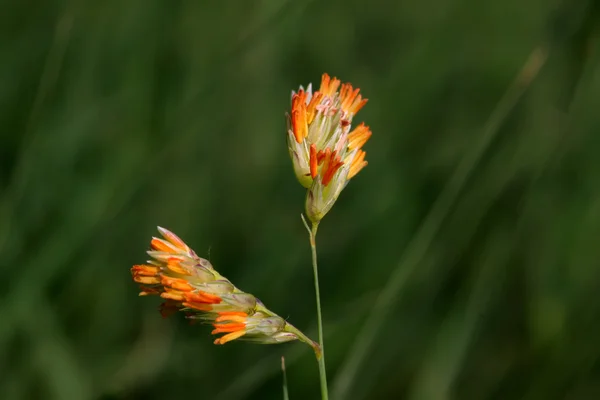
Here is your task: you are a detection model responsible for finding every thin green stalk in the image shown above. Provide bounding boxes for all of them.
[302,215,328,400]
[281,356,290,400]
[332,47,548,399]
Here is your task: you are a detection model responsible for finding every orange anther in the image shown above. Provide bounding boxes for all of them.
[133,275,160,285]
[212,323,246,334]
[309,144,318,179]
[341,87,360,111]
[320,149,344,186]
[350,98,368,114]
[214,330,246,345]
[160,276,193,292]
[320,73,341,97]
[151,238,175,253]
[291,90,308,143]
[218,311,248,317]
[215,314,246,323]
[317,149,326,164]
[348,122,372,150]
[131,264,159,276]
[184,291,222,304]
[165,257,189,275]
[160,291,185,301]
[348,150,368,179]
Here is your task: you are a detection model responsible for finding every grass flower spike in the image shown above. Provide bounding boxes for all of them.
[286,73,372,222]
[131,227,318,350]
[285,74,373,399]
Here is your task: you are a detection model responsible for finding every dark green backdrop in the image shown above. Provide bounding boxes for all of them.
[1,1,600,399]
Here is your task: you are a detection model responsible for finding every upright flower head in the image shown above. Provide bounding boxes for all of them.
[286,73,372,222]
[131,227,317,350]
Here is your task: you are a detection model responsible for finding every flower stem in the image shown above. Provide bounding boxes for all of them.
[281,356,290,400]
[284,322,321,356]
[302,215,328,400]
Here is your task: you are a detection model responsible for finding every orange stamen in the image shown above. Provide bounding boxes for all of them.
[338,82,368,115]
[218,311,248,317]
[170,280,193,292]
[215,314,246,323]
[320,73,341,97]
[161,276,193,292]
[212,323,246,334]
[317,149,326,164]
[131,264,159,276]
[292,89,306,110]
[214,330,246,345]
[184,291,222,304]
[321,73,330,91]
[320,149,344,186]
[348,150,368,179]
[309,144,318,179]
[347,123,372,150]
[291,90,308,143]
[133,276,160,285]
[160,291,185,301]
[151,238,176,253]
[350,98,368,114]
[339,84,358,110]
[166,257,189,275]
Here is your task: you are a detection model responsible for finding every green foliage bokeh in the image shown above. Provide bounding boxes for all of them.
[1,1,600,399]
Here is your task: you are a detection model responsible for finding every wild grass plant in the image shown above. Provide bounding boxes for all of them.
[131,73,372,399]
[2,1,600,399]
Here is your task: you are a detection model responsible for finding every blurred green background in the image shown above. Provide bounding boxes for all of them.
[2,0,600,399]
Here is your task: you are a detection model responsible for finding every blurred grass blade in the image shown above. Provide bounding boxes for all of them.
[281,356,290,400]
[0,9,73,252]
[332,47,548,400]
[408,231,512,400]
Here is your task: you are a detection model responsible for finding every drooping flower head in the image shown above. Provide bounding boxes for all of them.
[286,73,372,222]
[131,227,318,350]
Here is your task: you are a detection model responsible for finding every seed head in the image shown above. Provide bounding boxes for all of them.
[286,73,372,222]
[131,227,316,348]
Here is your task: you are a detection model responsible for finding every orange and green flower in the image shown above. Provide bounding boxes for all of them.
[286,73,372,222]
[131,227,318,350]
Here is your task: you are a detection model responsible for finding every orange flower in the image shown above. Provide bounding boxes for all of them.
[131,227,317,348]
[286,73,372,222]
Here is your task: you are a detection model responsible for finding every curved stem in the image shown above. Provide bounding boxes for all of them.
[281,356,290,400]
[302,215,328,399]
[284,322,321,356]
